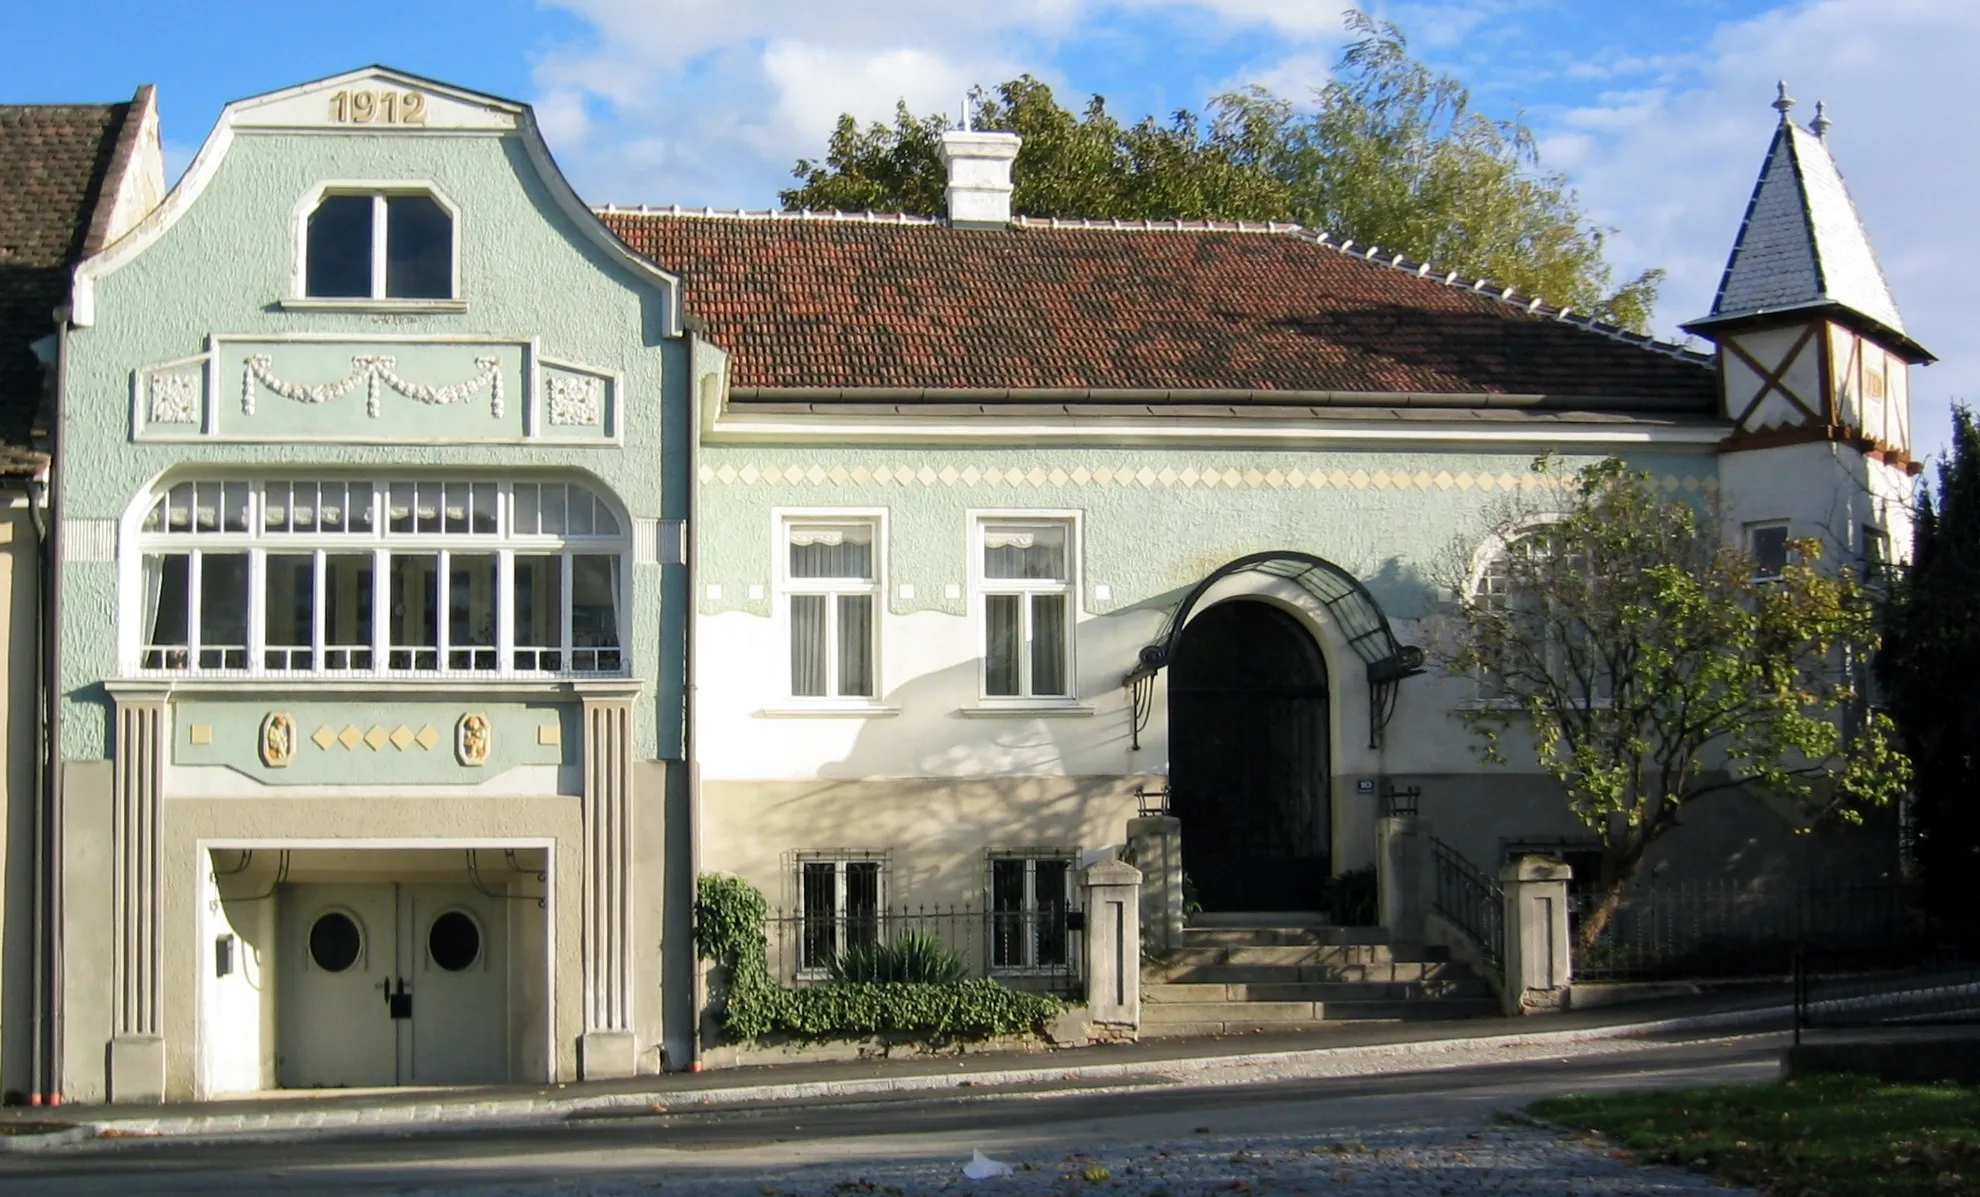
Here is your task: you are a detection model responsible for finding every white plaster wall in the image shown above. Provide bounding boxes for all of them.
[1718,440,1911,563]
[196,867,267,1097]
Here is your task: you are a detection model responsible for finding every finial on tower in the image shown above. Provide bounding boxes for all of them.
[1810,100,1832,141]
[1772,80,1796,123]
[960,85,984,132]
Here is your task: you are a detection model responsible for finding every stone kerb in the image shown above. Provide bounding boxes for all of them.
[1081,858,1144,1038]
[1500,856,1573,1014]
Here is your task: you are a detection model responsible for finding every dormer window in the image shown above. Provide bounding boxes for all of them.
[304,190,453,300]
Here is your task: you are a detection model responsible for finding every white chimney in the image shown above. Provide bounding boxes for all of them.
[939,129,1020,229]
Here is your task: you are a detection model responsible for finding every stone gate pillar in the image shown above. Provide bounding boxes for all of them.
[1081,858,1142,1038]
[1500,856,1573,1014]
[1125,815,1182,953]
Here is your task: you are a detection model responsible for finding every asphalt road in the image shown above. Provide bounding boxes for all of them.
[0,1032,1784,1195]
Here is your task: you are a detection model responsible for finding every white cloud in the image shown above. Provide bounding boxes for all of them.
[1542,0,1980,454]
[530,0,1365,207]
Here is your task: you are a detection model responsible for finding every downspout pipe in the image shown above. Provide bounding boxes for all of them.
[38,310,68,1105]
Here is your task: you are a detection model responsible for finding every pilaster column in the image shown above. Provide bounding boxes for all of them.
[580,697,637,1077]
[108,696,166,1102]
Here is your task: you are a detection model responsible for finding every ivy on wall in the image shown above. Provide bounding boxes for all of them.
[694,873,1065,1042]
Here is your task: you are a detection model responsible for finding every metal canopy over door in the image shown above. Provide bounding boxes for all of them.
[1167,600,1331,912]
[277,882,508,1087]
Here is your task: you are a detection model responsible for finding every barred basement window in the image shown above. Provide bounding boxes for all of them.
[131,477,628,677]
[988,853,1074,972]
[796,855,883,973]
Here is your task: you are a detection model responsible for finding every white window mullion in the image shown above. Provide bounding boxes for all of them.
[187,548,204,667]
[496,548,515,676]
[822,589,840,698]
[246,549,267,675]
[311,548,327,675]
[436,549,452,672]
[560,552,574,665]
[370,194,389,299]
[372,547,389,671]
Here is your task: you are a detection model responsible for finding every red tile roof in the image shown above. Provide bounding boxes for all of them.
[603,212,1717,410]
[0,98,137,470]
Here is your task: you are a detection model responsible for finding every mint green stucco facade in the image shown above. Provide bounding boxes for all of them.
[40,69,696,1103]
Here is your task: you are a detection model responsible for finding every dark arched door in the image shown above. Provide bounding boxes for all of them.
[1168,600,1331,912]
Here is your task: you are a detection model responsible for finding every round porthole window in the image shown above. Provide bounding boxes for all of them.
[308,912,362,973]
[428,911,481,972]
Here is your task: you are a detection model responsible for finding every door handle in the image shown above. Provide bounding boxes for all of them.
[385,977,413,1020]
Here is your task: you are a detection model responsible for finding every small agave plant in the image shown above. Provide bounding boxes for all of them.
[826,928,969,984]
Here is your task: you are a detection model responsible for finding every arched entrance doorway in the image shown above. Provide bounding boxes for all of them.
[1168,600,1331,913]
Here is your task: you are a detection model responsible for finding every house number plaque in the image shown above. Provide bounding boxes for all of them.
[328,89,428,125]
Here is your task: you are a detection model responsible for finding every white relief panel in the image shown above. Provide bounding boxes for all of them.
[148,373,201,425]
[537,357,619,441]
[547,375,603,427]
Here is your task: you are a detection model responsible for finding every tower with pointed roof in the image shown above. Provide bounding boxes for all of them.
[1684,83,1930,564]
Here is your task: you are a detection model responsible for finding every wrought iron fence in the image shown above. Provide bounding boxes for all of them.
[1430,837,1503,971]
[1794,945,1980,1040]
[763,903,1084,996]
[1573,880,1942,982]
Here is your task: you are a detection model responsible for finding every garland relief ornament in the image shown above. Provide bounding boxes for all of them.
[243,354,504,419]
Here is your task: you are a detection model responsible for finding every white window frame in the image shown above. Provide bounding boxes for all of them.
[1465,516,1613,708]
[794,853,886,977]
[1746,519,1791,581]
[774,508,886,706]
[986,850,1078,975]
[970,511,1080,705]
[119,476,632,680]
[288,180,463,309]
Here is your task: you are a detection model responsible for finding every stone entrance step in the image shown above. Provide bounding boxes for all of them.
[1144,979,1492,1004]
[1138,920,1500,1036]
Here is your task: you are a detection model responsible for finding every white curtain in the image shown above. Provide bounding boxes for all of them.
[789,525,874,579]
[1029,594,1068,695]
[836,594,873,697]
[984,525,1066,580]
[790,594,827,696]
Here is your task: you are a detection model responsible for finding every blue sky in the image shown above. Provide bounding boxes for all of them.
[8,0,1974,454]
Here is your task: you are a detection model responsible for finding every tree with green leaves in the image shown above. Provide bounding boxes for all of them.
[781,11,1662,330]
[1441,458,1909,945]
[1879,408,1980,929]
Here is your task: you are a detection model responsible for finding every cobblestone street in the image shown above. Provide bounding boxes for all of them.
[381,1122,1744,1196]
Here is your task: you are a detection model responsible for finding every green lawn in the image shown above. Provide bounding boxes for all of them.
[1529,1074,1980,1196]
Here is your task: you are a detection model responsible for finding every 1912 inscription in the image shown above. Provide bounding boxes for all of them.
[329,89,428,125]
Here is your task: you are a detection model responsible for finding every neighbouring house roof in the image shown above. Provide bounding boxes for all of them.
[1688,93,1928,362]
[602,209,1719,413]
[0,90,152,475]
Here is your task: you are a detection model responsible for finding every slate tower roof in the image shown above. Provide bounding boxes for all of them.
[1687,84,1930,362]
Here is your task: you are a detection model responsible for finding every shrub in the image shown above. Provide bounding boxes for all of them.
[695,872,1062,1043]
[1323,865,1379,926]
[827,929,969,985]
